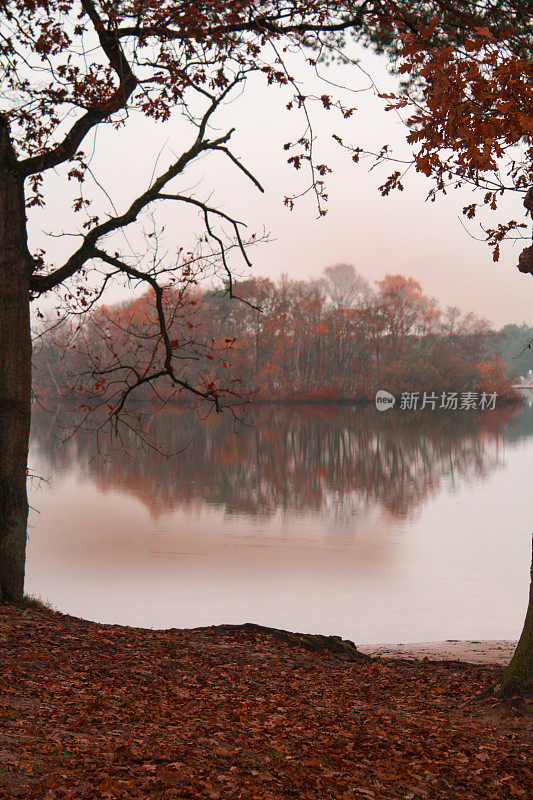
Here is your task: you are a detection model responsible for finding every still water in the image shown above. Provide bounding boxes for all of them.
[26,393,533,644]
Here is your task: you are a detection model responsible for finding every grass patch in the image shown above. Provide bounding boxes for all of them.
[22,594,56,612]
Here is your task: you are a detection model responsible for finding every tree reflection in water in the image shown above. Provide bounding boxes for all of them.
[29,400,532,527]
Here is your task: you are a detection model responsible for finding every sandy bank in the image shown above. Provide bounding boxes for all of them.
[358,640,517,665]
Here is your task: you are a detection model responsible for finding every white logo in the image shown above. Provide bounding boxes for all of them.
[375,390,396,411]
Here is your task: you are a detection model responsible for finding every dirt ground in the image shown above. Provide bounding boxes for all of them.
[0,603,531,799]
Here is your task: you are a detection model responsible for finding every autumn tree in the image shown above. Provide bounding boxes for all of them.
[343,1,533,268]
[321,263,370,310]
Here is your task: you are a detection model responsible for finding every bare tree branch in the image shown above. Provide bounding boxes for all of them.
[19,0,138,177]
[30,82,243,295]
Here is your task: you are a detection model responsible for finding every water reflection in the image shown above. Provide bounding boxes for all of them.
[26,395,533,640]
[30,400,532,525]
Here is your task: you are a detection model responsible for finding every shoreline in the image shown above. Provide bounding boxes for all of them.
[33,390,526,410]
[358,639,517,666]
[18,603,518,666]
[249,394,525,407]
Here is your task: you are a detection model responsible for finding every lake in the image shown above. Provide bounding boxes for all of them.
[26,392,533,644]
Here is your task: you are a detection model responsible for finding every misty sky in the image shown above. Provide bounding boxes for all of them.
[31,45,532,329]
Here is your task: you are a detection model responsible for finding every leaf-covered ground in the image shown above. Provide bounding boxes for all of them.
[0,603,531,799]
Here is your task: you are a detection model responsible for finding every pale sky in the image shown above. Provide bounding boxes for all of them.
[31,45,533,329]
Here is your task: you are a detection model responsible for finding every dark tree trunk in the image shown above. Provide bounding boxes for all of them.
[499,536,533,697]
[0,117,33,602]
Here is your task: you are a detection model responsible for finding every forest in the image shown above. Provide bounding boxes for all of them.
[34,264,530,410]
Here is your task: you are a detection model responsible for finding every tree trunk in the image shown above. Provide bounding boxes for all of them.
[498,536,533,697]
[0,117,33,602]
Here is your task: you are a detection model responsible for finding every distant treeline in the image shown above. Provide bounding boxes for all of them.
[33,265,531,407]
